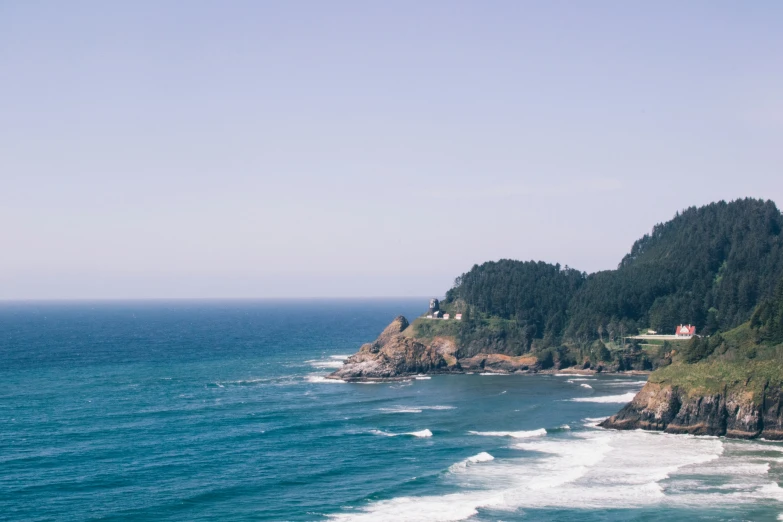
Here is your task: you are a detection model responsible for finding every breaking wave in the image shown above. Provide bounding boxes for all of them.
[305,375,346,384]
[570,392,636,403]
[306,360,345,369]
[332,428,740,521]
[468,428,547,439]
[377,405,456,414]
[449,452,495,472]
[370,429,433,438]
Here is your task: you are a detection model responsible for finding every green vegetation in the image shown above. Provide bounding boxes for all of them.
[443,260,584,345]
[441,199,783,355]
[409,317,463,339]
[750,276,783,345]
[647,313,783,399]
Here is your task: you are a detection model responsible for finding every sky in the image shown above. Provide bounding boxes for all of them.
[1,1,782,299]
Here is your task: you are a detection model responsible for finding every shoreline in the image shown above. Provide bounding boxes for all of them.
[325,368,652,383]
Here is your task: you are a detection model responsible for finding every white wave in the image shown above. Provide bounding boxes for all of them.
[328,492,501,522]
[479,372,507,376]
[307,360,345,369]
[305,375,346,384]
[469,428,547,439]
[603,380,648,386]
[378,407,422,414]
[571,392,637,403]
[756,482,783,501]
[580,383,593,389]
[730,442,783,453]
[332,426,783,521]
[467,451,495,463]
[330,354,351,360]
[370,429,433,438]
[554,373,591,377]
[415,375,432,380]
[568,377,596,381]
[370,429,395,437]
[449,452,495,472]
[559,425,571,430]
[583,416,608,427]
[378,405,455,413]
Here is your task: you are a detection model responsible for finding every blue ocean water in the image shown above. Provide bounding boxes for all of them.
[2,300,783,521]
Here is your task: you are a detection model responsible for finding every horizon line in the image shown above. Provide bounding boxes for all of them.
[0,296,441,303]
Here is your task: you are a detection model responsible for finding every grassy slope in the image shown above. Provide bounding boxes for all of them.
[649,323,783,401]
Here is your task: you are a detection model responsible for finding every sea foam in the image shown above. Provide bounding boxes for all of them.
[333,424,783,521]
[570,392,636,403]
[377,405,455,413]
[449,452,495,472]
[370,429,433,438]
[306,360,345,369]
[305,375,346,384]
[468,428,547,439]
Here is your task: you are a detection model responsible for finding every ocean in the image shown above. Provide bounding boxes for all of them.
[2,299,783,521]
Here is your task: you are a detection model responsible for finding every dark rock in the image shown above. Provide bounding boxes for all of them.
[327,316,540,381]
[327,316,459,381]
[601,381,783,440]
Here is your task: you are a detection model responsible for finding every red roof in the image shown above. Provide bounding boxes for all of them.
[676,324,696,335]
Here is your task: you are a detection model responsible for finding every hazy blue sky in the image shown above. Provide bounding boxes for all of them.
[2,1,782,299]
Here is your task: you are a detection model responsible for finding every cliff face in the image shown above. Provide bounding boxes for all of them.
[600,381,783,440]
[327,316,538,381]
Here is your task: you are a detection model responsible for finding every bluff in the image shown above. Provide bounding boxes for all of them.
[601,278,783,439]
[328,316,538,381]
[331,199,783,418]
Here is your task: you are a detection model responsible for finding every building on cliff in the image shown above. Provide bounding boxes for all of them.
[675,324,696,338]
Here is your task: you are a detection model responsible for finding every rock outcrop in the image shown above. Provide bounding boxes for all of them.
[327,316,539,381]
[600,381,783,440]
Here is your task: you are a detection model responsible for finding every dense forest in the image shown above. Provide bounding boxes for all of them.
[751,276,783,345]
[442,199,783,350]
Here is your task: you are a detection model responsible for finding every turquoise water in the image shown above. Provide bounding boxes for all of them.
[2,300,783,521]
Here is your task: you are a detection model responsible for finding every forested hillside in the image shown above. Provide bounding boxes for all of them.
[444,260,584,342]
[751,276,783,345]
[443,199,783,349]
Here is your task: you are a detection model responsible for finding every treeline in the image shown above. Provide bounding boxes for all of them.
[444,260,584,345]
[751,276,783,345]
[443,198,783,348]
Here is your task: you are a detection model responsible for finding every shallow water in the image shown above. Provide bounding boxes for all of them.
[1,300,782,521]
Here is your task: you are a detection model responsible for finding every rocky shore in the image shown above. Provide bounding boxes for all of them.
[327,316,538,381]
[329,317,783,441]
[600,381,783,440]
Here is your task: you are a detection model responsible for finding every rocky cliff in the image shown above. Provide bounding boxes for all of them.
[327,316,539,381]
[600,380,783,440]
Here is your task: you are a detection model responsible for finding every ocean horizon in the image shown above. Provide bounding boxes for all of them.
[3,299,783,521]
